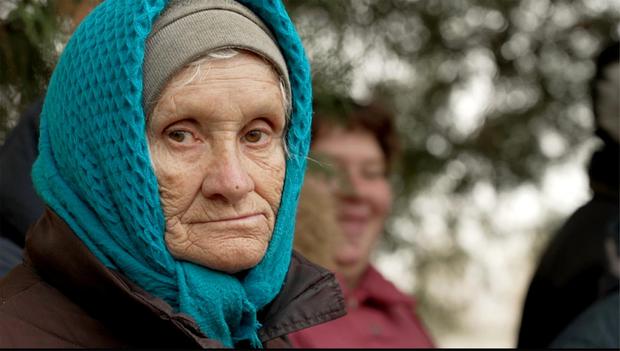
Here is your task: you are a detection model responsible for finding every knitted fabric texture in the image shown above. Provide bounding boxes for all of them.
[31,0,312,347]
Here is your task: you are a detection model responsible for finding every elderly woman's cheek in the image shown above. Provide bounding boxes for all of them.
[149,139,201,218]
[251,150,286,213]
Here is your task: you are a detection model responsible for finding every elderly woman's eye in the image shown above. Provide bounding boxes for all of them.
[168,130,192,143]
[244,129,266,143]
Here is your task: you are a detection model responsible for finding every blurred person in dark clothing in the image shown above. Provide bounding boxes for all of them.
[517,41,619,348]
[551,222,619,349]
[551,293,619,349]
[0,237,23,277]
[0,101,44,276]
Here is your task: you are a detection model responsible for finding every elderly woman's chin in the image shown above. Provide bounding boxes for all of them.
[165,217,273,273]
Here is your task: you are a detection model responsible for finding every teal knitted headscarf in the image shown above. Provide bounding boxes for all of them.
[31,0,311,347]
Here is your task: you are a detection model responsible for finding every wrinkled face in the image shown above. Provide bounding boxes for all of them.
[147,52,286,273]
[311,127,392,285]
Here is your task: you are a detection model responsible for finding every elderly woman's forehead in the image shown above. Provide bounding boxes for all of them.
[171,52,277,84]
[148,51,288,124]
[147,49,290,125]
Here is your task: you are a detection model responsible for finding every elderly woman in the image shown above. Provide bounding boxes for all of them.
[0,0,345,348]
[289,94,434,348]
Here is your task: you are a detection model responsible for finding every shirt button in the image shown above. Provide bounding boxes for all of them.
[347,298,358,310]
[370,323,382,336]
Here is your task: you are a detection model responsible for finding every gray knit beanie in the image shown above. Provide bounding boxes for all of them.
[143,0,290,115]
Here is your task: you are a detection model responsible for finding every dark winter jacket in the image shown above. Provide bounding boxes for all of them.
[0,209,345,348]
[551,291,619,349]
[517,140,620,348]
[0,100,44,276]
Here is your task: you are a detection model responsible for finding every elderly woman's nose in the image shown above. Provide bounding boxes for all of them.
[201,150,254,203]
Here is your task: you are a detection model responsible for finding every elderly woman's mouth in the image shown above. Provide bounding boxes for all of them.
[192,213,267,224]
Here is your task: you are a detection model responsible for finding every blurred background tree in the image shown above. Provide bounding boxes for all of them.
[0,0,96,141]
[1,0,618,346]
[283,0,619,345]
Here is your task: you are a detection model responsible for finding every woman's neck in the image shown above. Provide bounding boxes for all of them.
[338,264,370,292]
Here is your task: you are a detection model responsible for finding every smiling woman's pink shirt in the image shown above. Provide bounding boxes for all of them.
[288,265,435,348]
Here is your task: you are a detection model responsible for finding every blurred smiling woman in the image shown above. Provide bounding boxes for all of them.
[290,94,434,348]
[0,0,344,348]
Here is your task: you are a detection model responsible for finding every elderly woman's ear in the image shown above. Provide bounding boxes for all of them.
[147,51,287,273]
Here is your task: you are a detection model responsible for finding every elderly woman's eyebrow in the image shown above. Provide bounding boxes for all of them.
[170,92,285,120]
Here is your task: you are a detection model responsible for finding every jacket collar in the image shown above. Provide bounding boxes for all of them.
[25,208,345,347]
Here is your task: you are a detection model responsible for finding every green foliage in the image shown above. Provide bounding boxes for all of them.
[286,0,618,196]
[0,0,64,142]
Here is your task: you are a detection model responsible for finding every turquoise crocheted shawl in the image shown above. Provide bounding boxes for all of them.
[31,0,311,347]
